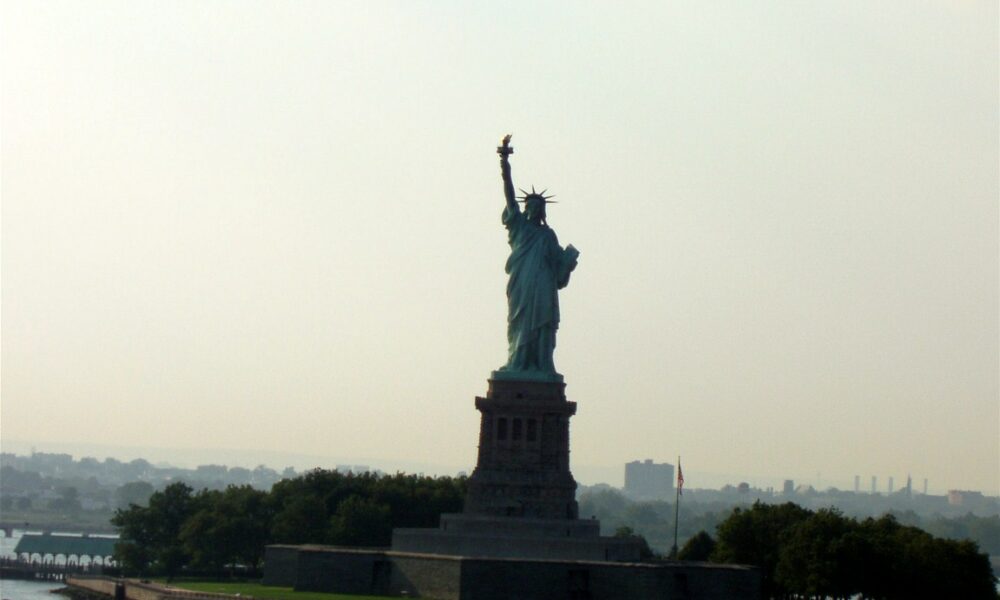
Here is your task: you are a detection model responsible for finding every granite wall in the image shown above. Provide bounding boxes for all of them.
[262,545,761,600]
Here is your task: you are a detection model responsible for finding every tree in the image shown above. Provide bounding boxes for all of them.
[622,503,662,530]
[0,466,45,492]
[179,491,226,573]
[116,481,155,508]
[111,502,157,575]
[678,530,715,561]
[578,488,628,521]
[112,482,201,578]
[125,458,152,479]
[328,495,391,547]
[711,504,999,600]
[150,482,201,578]
[79,457,101,471]
[774,508,866,599]
[228,467,252,485]
[252,465,279,489]
[855,515,998,599]
[370,473,465,529]
[613,526,655,560]
[270,494,329,544]
[921,512,1000,556]
[711,502,811,598]
[114,469,469,578]
[182,486,272,574]
[49,486,82,513]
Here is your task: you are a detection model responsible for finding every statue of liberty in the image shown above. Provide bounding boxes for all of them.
[493,135,579,382]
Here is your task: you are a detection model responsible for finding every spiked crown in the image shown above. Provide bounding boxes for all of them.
[516,186,557,204]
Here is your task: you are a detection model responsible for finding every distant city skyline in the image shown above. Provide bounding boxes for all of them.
[0,439,984,498]
[3,3,997,495]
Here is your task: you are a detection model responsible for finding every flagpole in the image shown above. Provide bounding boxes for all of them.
[671,455,681,559]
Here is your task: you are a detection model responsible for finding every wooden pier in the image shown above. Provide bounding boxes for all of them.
[0,558,106,581]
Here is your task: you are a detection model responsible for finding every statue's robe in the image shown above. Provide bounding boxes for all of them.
[500,206,576,373]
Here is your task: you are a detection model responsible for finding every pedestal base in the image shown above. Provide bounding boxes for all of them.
[264,544,763,600]
[389,377,643,562]
[464,378,579,519]
[391,514,641,562]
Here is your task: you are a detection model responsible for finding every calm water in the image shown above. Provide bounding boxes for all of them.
[0,579,64,600]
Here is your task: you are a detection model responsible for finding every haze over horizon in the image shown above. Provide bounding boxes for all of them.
[3,3,997,496]
[0,437,953,496]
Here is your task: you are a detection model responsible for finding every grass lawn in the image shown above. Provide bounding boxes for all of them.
[2,508,117,533]
[163,580,394,600]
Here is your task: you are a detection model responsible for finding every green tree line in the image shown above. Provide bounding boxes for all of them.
[111,470,465,577]
[114,475,996,597]
[680,502,998,599]
[578,487,1000,558]
[578,487,730,553]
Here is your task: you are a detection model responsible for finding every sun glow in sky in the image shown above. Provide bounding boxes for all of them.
[2,2,997,494]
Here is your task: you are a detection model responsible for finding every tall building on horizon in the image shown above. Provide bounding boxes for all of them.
[854,475,860,493]
[871,475,877,494]
[623,459,674,500]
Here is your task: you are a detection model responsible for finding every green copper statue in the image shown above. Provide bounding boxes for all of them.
[493,135,579,382]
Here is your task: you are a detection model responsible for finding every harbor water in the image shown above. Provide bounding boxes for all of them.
[0,578,64,600]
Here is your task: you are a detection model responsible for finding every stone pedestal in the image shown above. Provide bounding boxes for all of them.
[266,377,762,596]
[463,378,579,520]
[390,377,643,562]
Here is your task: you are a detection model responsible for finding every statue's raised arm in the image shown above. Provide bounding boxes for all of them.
[497,134,518,215]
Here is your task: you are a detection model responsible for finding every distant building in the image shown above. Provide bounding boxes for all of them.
[871,476,877,495]
[854,475,860,493]
[947,490,985,506]
[335,464,370,474]
[888,476,894,495]
[623,459,674,500]
[782,480,794,495]
[794,484,816,495]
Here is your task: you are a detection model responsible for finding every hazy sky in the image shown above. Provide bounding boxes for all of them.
[3,2,997,494]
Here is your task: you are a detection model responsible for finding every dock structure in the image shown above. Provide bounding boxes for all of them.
[0,557,106,581]
[12,532,117,566]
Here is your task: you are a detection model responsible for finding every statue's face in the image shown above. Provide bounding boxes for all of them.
[525,198,545,222]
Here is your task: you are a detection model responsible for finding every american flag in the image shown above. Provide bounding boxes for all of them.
[677,460,684,495]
